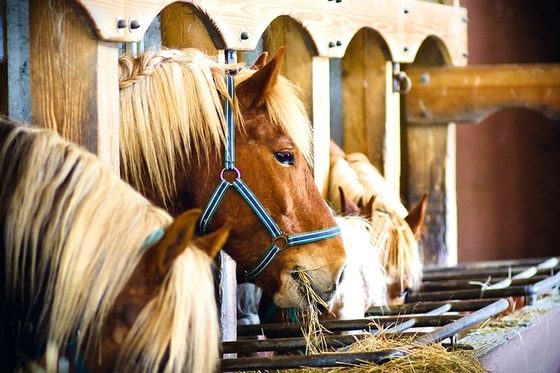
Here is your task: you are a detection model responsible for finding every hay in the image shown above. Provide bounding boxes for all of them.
[252,270,487,373]
[295,269,332,354]
[247,331,486,373]
[279,334,486,373]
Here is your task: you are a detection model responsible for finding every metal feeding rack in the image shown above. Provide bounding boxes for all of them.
[220,257,560,372]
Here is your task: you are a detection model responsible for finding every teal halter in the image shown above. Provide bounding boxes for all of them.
[198,74,341,279]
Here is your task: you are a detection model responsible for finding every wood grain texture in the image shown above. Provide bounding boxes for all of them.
[312,57,331,198]
[29,0,119,172]
[341,29,387,171]
[405,64,560,125]
[403,124,453,267]
[74,0,467,65]
[160,3,219,54]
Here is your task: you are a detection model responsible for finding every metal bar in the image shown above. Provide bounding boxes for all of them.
[422,266,558,282]
[220,349,407,371]
[407,285,531,302]
[222,334,363,354]
[385,304,451,333]
[421,276,549,291]
[412,299,509,346]
[367,299,499,316]
[237,314,462,337]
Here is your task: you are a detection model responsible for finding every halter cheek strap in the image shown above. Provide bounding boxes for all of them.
[199,74,341,279]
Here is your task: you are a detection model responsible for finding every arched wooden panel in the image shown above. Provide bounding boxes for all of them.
[73,0,468,65]
[262,16,314,115]
[341,28,390,171]
[160,3,219,55]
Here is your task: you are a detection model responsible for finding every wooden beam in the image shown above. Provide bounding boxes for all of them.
[75,0,467,64]
[405,64,560,125]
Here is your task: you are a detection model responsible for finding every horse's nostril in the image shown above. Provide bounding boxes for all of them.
[290,266,304,281]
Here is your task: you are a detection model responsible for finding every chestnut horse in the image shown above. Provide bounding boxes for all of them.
[329,141,427,305]
[258,205,387,325]
[0,119,230,373]
[118,47,346,308]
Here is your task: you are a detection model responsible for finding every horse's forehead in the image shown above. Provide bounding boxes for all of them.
[242,109,294,145]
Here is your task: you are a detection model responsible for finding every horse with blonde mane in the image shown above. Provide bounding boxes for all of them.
[0,118,230,373]
[118,47,346,309]
[328,141,427,305]
[323,210,387,321]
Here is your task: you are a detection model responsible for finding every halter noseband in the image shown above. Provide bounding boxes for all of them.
[198,74,341,279]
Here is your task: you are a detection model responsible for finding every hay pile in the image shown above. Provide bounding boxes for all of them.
[284,333,487,373]
[258,270,487,373]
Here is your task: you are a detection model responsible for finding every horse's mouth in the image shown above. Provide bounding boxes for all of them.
[291,268,337,309]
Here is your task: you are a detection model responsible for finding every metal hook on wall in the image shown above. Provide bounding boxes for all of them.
[392,63,412,94]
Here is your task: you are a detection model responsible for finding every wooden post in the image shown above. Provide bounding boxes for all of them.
[28,0,120,172]
[312,56,331,197]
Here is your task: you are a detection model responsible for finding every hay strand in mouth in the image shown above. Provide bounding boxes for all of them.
[295,269,332,354]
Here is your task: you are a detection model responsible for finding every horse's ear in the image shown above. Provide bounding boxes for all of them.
[236,46,285,109]
[339,187,360,216]
[329,140,347,168]
[193,218,233,258]
[145,209,201,277]
[250,52,268,70]
[361,195,377,220]
[404,193,429,240]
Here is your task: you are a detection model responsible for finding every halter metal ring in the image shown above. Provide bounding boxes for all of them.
[220,167,240,183]
[273,234,289,250]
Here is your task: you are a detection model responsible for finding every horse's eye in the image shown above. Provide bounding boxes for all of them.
[274,151,294,165]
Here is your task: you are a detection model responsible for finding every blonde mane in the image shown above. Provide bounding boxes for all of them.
[328,145,423,296]
[118,48,313,206]
[0,123,218,372]
[331,215,386,319]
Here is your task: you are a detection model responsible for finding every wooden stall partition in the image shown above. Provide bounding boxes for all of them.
[28,0,120,172]
[340,28,391,175]
[402,36,458,267]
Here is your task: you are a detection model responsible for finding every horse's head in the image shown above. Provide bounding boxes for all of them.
[118,47,346,309]
[218,48,346,308]
[359,191,428,305]
[91,209,229,373]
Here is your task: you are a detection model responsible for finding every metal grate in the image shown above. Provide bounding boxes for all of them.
[220,257,560,371]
